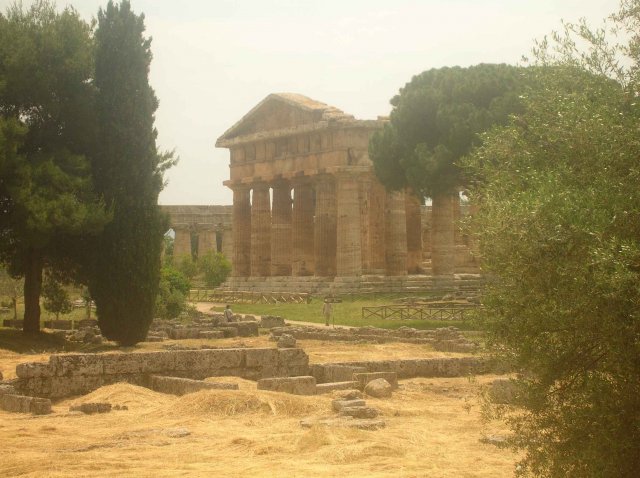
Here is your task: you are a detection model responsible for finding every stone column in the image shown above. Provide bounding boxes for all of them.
[173,227,192,259]
[292,179,314,276]
[250,183,271,277]
[336,173,362,277]
[385,190,408,276]
[271,180,292,276]
[405,191,423,274]
[232,185,251,277]
[314,174,337,277]
[431,192,456,277]
[221,228,234,264]
[359,176,371,274]
[368,180,386,274]
[197,228,216,257]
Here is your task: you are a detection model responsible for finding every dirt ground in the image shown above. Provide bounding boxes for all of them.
[0,337,516,478]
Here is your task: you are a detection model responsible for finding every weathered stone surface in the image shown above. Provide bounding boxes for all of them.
[69,402,112,414]
[217,326,239,338]
[331,399,366,412]
[277,334,296,348]
[0,393,51,414]
[340,406,378,419]
[198,330,225,339]
[226,321,259,337]
[316,381,360,394]
[0,384,17,395]
[364,378,393,398]
[150,375,238,395]
[335,389,363,400]
[353,372,398,390]
[15,362,52,379]
[310,364,366,383]
[260,315,285,328]
[257,376,316,395]
[300,417,386,430]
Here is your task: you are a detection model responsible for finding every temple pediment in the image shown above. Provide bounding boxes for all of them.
[216,93,353,146]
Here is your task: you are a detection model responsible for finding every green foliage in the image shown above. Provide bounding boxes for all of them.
[162,234,174,263]
[0,2,108,334]
[156,266,190,319]
[199,252,231,287]
[42,273,72,319]
[465,16,640,476]
[89,1,176,346]
[370,64,526,197]
[175,254,198,279]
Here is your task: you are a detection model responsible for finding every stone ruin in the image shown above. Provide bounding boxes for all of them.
[269,325,478,353]
[0,345,498,417]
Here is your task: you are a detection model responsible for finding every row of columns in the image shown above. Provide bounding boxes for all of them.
[173,227,232,260]
[230,174,422,278]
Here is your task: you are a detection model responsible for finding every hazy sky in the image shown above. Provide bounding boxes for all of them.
[2,0,617,205]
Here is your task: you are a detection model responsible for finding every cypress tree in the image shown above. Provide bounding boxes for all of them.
[91,0,174,345]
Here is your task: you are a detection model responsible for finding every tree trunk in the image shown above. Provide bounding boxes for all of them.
[431,192,456,277]
[23,248,43,334]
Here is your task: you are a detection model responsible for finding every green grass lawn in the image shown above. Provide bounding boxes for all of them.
[219,297,481,331]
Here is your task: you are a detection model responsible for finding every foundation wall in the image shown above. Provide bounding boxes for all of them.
[13,348,309,400]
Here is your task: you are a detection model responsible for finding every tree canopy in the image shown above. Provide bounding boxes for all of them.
[370,63,526,198]
[464,4,640,475]
[0,2,107,333]
[88,0,175,345]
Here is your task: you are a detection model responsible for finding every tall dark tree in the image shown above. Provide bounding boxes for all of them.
[0,3,107,334]
[90,1,174,345]
[370,64,525,276]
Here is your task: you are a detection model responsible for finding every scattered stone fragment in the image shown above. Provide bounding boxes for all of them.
[165,427,191,438]
[113,404,129,411]
[300,417,386,431]
[339,406,379,419]
[69,402,112,414]
[316,381,360,394]
[277,334,296,348]
[480,434,509,447]
[335,389,363,401]
[331,399,366,412]
[260,315,285,328]
[353,372,398,390]
[364,378,393,398]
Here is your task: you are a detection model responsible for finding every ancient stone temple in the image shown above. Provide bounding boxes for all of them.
[215,93,478,293]
[161,205,233,260]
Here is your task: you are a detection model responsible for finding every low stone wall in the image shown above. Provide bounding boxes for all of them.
[13,348,309,400]
[270,325,477,353]
[310,357,489,384]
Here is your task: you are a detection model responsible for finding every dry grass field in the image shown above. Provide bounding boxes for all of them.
[0,337,516,478]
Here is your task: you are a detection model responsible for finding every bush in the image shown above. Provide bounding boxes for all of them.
[199,252,231,287]
[156,266,190,320]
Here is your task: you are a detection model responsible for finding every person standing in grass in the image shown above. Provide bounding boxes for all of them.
[322,298,333,326]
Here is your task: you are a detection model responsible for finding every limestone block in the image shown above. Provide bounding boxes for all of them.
[217,326,239,338]
[49,354,104,377]
[0,393,51,414]
[17,377,53,397]
[226,321,259,337]
[316,381,360,394]
[331,399,366,412]
[260,316,285,328]
[200,349,244,371]
[311,364,365,383]
[50,375,104,399]
[102,353,147,375]
[70,403,112,414]
[257,376,316,396]
[150,375,239,396]
[245,348,278,369]
[364,378,393,398]
[277,334,296,348]
[276,348,309,376]
[340,407,379,419]
[173,350,213,373]
[353,372,398,390]
[15,362,53,379]
[0,384,17,395]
